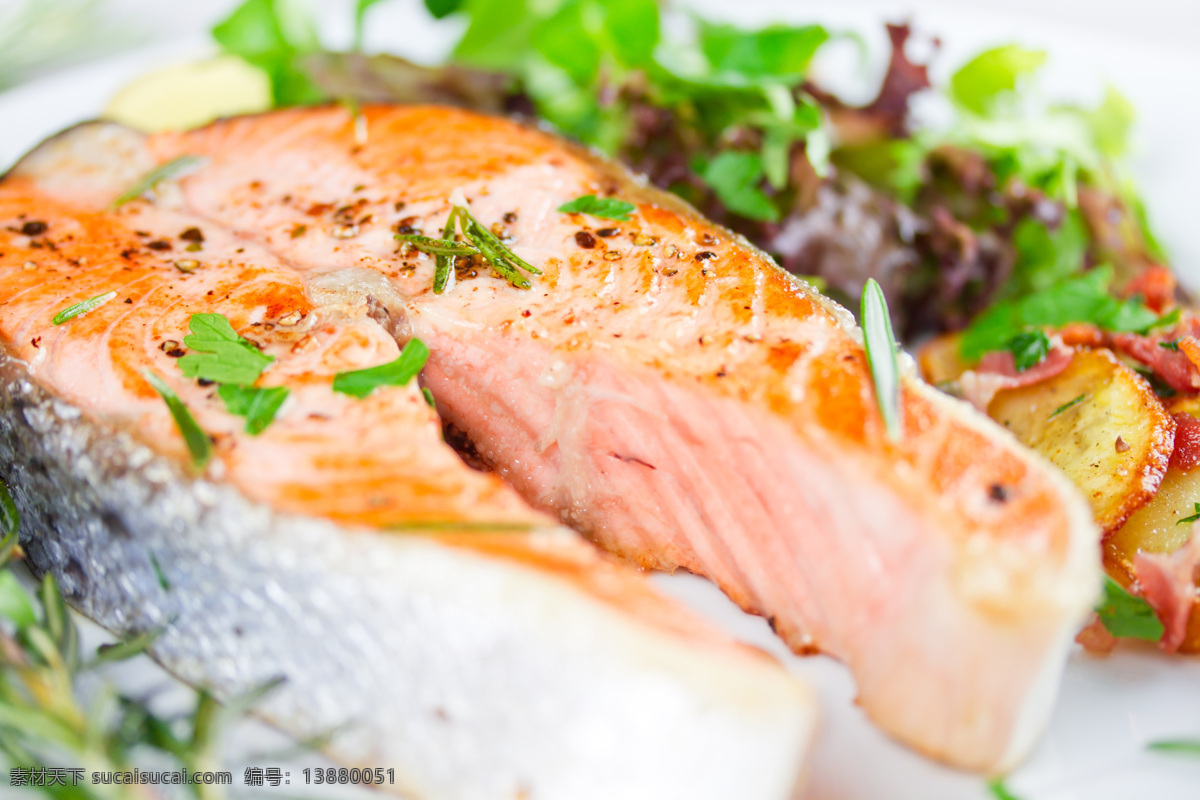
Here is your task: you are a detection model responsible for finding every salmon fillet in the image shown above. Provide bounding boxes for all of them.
[0,122,816,799]
[3,104,1100,773]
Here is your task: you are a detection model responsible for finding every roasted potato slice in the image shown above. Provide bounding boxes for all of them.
[917,332,970,386]
[987,348,1173,534]
[1105,395,1200,652]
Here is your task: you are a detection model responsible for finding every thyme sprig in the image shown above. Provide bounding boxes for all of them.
[397,202,541,293]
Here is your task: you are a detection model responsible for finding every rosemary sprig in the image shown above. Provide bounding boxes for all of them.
[397,201,541,293]
[0,482,285,800]
[112,155,207,209]
[861,279,903,440]
[51,291,117,325]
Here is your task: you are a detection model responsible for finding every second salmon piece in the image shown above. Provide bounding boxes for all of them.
[156,105,1101,772]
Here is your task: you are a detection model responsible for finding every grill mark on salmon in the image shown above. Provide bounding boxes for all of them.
[0,121,816,799]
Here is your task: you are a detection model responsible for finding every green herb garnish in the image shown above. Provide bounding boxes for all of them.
[51,291,117,325]
[861,279,902,440]
[950,45,1047,115]
[961,266,1162,360]
[149,551,170,591]
[1050,394,1086,418]
[112,155,206,208]
[1177,502,1200,526]
[0,480,18,539]
[1003,330,1049,372]
[397,202,541,293]
[694,151,780,222]
[212,0,323,105]
[395,234,477,256]
[1160,340,1181,352]
[986,778,1025,800]
[92,628,163,666]
[0,571,37,630]
[1148,740,1200,757]
[0,545,268,796]
[217,384,289,435]
[557,195,637,221]
[177,312,274,385]
[422,386,436,408]
[1096,576,1164,641]
[143,369,212,469]
[333,338,430,399]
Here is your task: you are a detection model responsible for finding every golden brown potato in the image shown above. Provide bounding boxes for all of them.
[1104,395,1200,652]
[916,333,970,386]
[987,348,1174,534]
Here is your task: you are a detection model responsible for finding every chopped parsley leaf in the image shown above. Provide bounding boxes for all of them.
[177,313,274,386]
[143,370,212,469]
[333,338,430,399]
[1096,576,1164,642]
[217,385,289,435]
[1004,330,1049,372]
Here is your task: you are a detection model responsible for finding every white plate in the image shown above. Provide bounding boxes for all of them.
[1,2,1197,798]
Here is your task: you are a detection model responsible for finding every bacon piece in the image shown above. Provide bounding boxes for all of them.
[1134,533,1200,653]
[1122,264,1176,314]
[958,347,1074,411]
[1170,412,1200,471]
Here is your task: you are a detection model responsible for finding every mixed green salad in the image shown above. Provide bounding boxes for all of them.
[204,0,1175,354]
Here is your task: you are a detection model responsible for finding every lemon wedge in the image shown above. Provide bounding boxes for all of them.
[105,56,272,133]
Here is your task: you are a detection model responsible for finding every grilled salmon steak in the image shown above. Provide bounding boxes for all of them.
[0,122,815,800]
[2,105,1099,774]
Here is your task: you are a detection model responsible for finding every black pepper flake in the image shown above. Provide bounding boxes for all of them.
[988,484,1009,503]
[147,240,172,251]
[596,227,618,237]
[695,251,716,261]
[393,201,406,212]
[575,231,597,249]
[134,230,151,237]
[503,211,518,224]
[197,378,215,387]
[120,248,137,260]
[123,298,133,304]
[20,221,47,236]
[180,227,204,242]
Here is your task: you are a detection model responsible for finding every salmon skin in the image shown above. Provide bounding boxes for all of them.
[0,122,817,800]
[3,104,1098,773]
